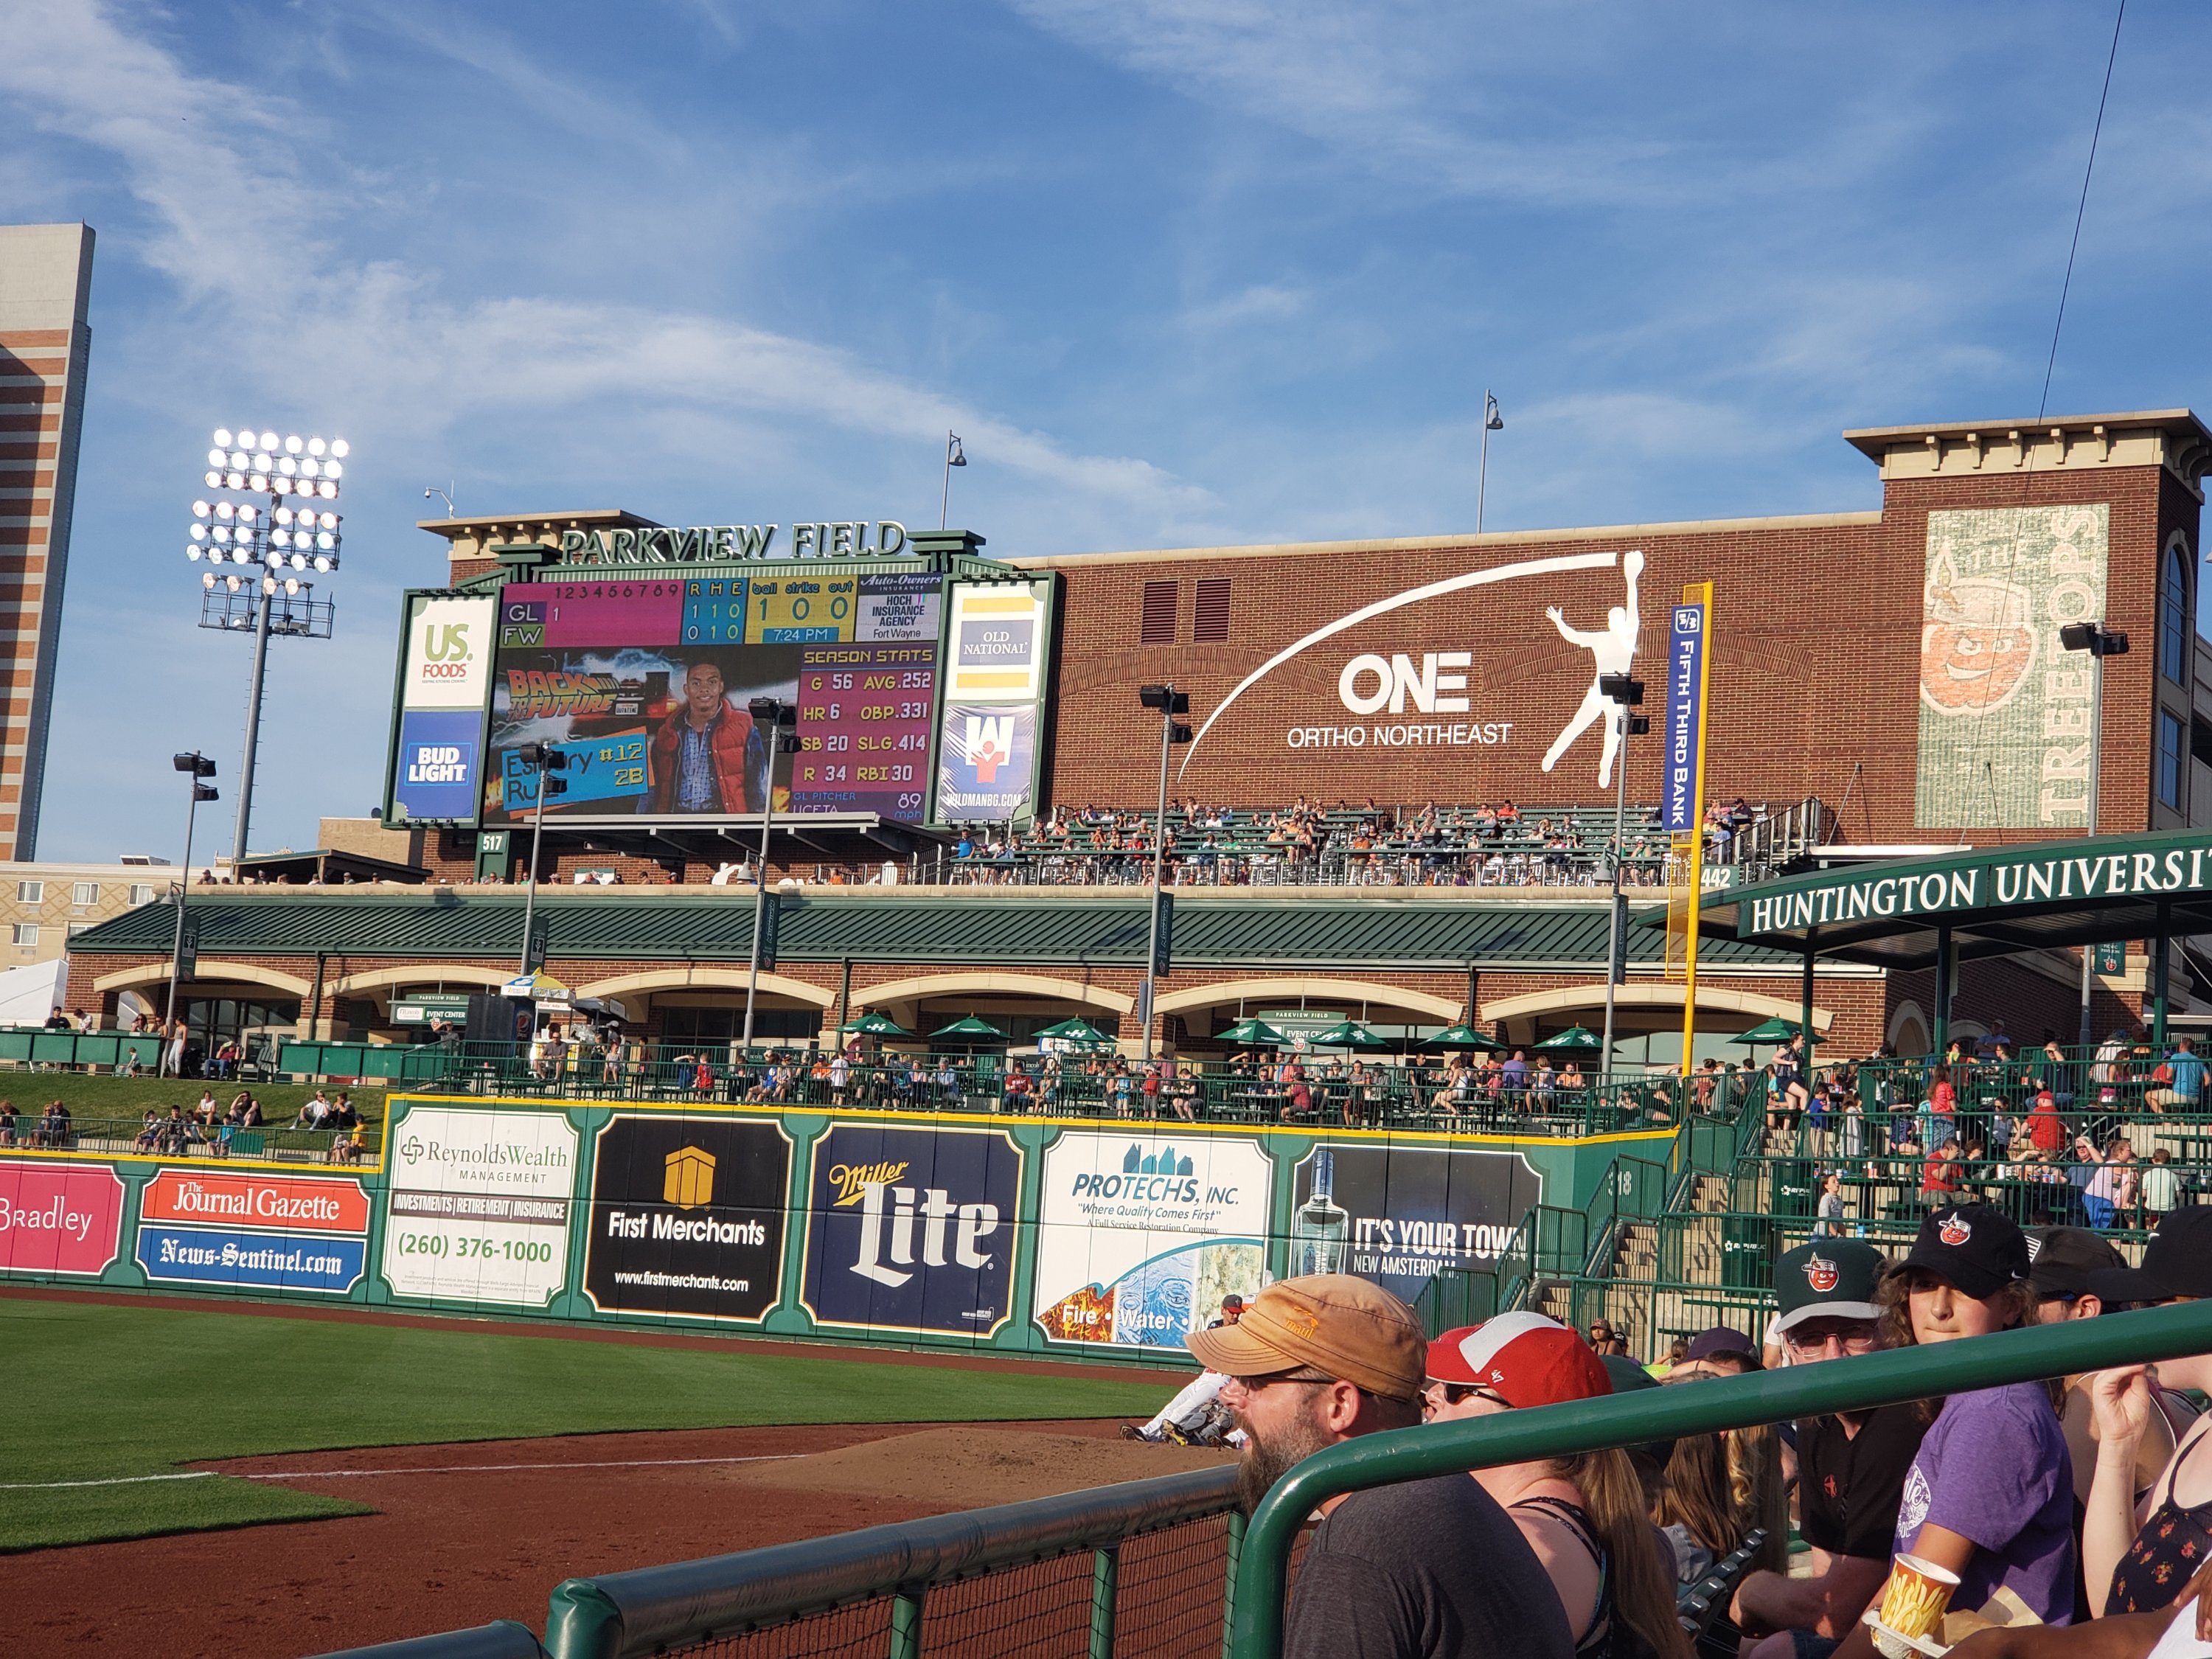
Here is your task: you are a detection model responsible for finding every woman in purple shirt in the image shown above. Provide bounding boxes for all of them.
[1832,1204,2076,1658]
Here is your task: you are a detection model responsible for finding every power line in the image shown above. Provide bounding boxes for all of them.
[2036,0,2125,423]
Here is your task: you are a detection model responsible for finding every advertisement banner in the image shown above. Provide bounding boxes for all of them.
[945,584,1046,702]
[380,1105,579,1308]
[0,1159,126,1277]
[936,701,1037,822]
[858,571,942,642]
[1287,1142,1542,1304]
[136,1225,367,1294]
[1915,504,2109,829]
[402,594,499,710]
[583,1115,792,1323]
[139,1169,372,1234]
[394,709,484,823]
[1662,598,1708,835]
[799,1123,1021,1338]
[1033,1131,1268,1352]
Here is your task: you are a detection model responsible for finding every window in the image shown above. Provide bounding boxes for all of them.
[2159,709,2186,810]
[67,922,90,939]
[2160,543,2191,685]
[11,924,37,947]
[1139,580,1179,644]
[15,880,41,904]
[128,884,156,905]
[1194,577,1232,642]
[72,881,97,905]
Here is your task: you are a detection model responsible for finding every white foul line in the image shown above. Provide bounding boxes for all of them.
[0,1453,799,1491]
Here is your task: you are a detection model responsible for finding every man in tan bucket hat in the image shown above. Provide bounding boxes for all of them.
[1191,1274,1571,1659]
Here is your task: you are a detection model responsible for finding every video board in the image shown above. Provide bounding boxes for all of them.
[484,571,942,826]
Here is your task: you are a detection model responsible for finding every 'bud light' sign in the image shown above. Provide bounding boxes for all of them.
[799,1123,1022,1340]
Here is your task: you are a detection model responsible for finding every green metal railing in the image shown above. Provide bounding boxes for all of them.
[1225,1298,2212,1658]
[1,1112,380,1167]
[0,1027,164,1071]
[316,1623,547,1658]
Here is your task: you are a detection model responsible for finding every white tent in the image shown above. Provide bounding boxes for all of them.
[0,958,68,1026]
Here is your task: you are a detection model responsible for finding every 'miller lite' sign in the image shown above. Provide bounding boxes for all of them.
[1743,838,2212,936]
[1663,599,1707,835]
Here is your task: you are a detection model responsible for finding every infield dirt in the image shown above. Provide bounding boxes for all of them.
[3,1419,1236,1658]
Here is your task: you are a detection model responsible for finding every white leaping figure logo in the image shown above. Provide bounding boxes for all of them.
[1541,549,1644,788]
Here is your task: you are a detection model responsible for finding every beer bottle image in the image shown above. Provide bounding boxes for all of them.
[1291,1149,1349,1276]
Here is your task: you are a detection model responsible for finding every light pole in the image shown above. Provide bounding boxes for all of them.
[2060,621,2129,1048]
[161,752,218,1075]
[188,426,347,866]
[940,433,967,531]
[1475,391,1504,535]
[513,742,568,977]
[1595,674,1646,1075]
[1138,685,1194,1062]
[742,698,804,1054]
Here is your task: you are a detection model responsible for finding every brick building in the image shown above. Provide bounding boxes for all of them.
[61,408,2212,1060]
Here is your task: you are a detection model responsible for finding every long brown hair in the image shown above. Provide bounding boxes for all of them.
[1655,1430,1739,1557]
[1874,1268,2059,1419]
[1554,1447,1694,1659]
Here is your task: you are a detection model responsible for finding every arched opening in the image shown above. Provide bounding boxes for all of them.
[2160,538,2191,686]
[1481,984,1834,1070]
[1154,978,1462,1054]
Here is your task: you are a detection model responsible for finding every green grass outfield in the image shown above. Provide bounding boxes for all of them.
[0,1296,1171,1553]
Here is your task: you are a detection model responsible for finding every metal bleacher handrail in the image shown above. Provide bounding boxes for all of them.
[315,1621,550,1659]
[1225,1299,2212,1658]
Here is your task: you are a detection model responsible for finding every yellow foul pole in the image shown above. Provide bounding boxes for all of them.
[1672,582,1715,1079]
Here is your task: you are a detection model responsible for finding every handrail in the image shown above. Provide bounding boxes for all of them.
[540,1463,1239,1659]
[308,1620,548,1658]
[1225,1299,2212,1659]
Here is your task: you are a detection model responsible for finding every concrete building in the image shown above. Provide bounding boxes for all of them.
[0,223,94,860]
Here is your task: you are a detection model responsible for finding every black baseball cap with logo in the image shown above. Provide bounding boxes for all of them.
[1898,1203,2030,1301]
[1775,1239,1887,1333]
[2087,1206,2212,1304]
[2027,1226,2124,1301]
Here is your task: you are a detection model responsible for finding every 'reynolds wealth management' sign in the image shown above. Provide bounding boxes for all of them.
[555,522,910,565]
[1739,834,2212,938]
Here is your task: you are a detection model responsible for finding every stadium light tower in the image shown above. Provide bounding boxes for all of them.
[189,426,348,868]
[2060,620,2129,1047]
[161,751,218,1075]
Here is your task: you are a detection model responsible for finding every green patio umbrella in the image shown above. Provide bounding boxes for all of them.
[1730,1016,1801,1046]
[1217,1017,1290,1047]
[1533,1025,1604,1053]
[929,1013,1011,1046]
[840,1010,913,1038]
[1422,1022,1505,1054]
[1034,1016,1115,1049]
[1307,1018,1392,1051]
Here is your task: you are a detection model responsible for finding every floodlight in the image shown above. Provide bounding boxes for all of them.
[189,524,209,543]
[307,437,326,456]
[187,546,201,561]
[283,578,301,595]
[317,480,336,498]
[202,571,215,588]
[224,574,241,592]
[216,501,234,519]
[204,470,222,487]
[207,448,227,467]
[283,434,302,455]
[277,456,296,476]
[315,531,333,550]
[291,554,308,570]
[257,431,277,450]
[246,473,266,492]
[225,471,245,489]
[212,428,233,448]
[313,555,331,572]
[237,504,257,523]
[324,461,343,480]
[192,500,212,518]
[212,525,232,545]
[330,439,349,458]
[272,529,290,549]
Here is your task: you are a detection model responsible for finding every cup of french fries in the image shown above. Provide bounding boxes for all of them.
[1871,1555,1961,1657]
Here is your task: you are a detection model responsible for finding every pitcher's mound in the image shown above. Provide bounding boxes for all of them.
[723,1425,1236,1507]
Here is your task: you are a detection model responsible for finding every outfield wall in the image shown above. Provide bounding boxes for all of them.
[0,1097,1669,1361]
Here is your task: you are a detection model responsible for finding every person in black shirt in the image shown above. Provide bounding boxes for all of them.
[1733,1240,1926,1659]
[1190,1274,1572,1659]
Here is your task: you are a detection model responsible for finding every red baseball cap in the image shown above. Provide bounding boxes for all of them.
[1427,1312,1613,1407]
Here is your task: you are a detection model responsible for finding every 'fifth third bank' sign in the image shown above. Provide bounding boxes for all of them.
[1663,599,1708,835]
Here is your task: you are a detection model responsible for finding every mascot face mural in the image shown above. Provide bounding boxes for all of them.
[1921,574,2036,717]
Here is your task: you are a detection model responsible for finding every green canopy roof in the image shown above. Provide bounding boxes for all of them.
[839,1010,912,1037]
[1034,1017,1115,1048]
[1422,1023,1505,1053]
[1534,1025,1603,1052]
[929,1013,1010,1043]
[1218,1017,1289,1047]
[1731,1017,1801,1045]
[1307,1018,1392,1051]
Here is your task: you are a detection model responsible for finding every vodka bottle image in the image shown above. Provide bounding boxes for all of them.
[1290,1149,1350,1276]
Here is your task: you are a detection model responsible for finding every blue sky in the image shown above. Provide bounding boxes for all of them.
[4,1,2208,860]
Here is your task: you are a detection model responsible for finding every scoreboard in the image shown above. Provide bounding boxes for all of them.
[793,644,935,820]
